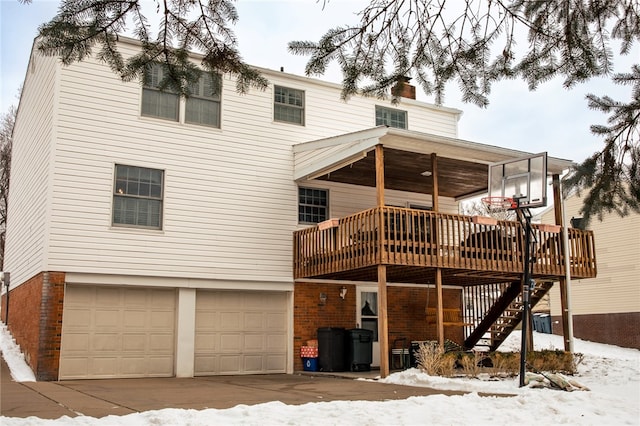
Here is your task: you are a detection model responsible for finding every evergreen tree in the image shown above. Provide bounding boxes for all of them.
[21,0,640,223]
[28,0,268,95]
[289,0,639,225]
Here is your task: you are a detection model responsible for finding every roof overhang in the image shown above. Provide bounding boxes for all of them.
[293,126,574,200]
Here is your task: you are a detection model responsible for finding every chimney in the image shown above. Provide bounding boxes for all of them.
[391,76,416,100]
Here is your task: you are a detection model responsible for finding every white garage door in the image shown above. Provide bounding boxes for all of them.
[195,290,287,375]
[59,285,176,379]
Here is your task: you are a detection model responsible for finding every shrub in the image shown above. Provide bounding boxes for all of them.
[527,350,579,374]
[458,351,483,377]
[415,341,445,375]
[415,345,579,378]
[488,351,519,377]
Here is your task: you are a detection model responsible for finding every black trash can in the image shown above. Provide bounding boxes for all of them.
[346,328,373,372]
[317,327,346,372]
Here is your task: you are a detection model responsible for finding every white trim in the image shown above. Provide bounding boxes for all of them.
[65,272,294,291]
[175,288,196,377]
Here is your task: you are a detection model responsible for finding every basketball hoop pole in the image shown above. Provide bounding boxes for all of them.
[517,203,536,388]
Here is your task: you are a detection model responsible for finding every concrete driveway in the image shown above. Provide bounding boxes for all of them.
[2,357,466,420]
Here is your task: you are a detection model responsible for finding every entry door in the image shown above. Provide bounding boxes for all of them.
[357,287,380,367]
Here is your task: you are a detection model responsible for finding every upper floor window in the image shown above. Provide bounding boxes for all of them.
[186,72,221,127]
[113,165,164,229]
[274,85,305,125]
[376,106,407,129]
[142,64,221,128]
[298,187,328,223]
[142,64,179,121]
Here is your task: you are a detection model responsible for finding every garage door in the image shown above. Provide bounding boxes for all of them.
[59,285,176,379]
[195,290,287,375]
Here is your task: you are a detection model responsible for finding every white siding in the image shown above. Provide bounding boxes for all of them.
[542,195,640,316]
[4,50,58,286]
[33,39,463,284]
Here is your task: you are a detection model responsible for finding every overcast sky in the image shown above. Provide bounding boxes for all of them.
[1,0,637,164]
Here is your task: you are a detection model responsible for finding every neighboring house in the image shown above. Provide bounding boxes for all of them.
[0,36,597,381]
[540,192,640,349]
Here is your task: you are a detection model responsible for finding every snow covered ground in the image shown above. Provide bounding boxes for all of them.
[2,323,638,425]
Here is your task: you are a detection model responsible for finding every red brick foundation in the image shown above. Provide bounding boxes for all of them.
[293,282,464,371]
[551,312,640,350]
[1,272,65,380]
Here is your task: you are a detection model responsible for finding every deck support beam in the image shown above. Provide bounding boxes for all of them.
[377,265,389,378]
[431,153,444,346]
[553,174,574,352]
[431,153,439,211]
[435,268,444,346]
[375,145,390,378]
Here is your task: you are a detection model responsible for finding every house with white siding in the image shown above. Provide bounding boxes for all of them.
[1,36,597,380]
[540,192,639,349]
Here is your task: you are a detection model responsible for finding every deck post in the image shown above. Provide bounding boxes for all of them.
[431,153,439,211]
[375,145,390,378]
[431,154,444,346]
[376,145,385,206]
[552,174,574,352]
[377,264,389,378]
[435,268,444,347]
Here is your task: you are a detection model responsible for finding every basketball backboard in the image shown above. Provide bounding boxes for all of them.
[487,152,548,209]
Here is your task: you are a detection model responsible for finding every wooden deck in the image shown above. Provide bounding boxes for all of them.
[294,206,596,286]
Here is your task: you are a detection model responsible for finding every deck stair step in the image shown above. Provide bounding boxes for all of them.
[464,280,555,351]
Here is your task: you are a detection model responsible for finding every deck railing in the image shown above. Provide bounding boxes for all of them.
[293,206,596,280]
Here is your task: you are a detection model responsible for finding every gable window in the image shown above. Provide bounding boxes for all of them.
[376,106,407,129]
[113,165,164,229]
[274,85,304,125]
[298,187,328,223]
[141,64,179,121]
[186,72,221,127]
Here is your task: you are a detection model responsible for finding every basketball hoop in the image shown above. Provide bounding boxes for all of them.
[481,196,517,211]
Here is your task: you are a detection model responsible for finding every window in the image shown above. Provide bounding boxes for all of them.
[298,187,328,223]
[375,106,407,129]
[186,72,221,127]
[142,64,179,121]
[274,85,304,125]
[141,64,222,128]
[113,165,164,229]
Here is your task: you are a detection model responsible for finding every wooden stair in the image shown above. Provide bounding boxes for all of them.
[464,280,554,351]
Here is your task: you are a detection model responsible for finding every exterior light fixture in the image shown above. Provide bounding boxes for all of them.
[319,292,327,305]
[339,286,347,300]
[420,171,432,177]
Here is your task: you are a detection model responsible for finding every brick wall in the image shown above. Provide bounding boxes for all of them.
[551,312,640,349]
[1,272,65,381]
[293,282,357,371]
[37,272,65,380]
[3,274,43,372]
[387,286,464,346]
[293,282,464,371]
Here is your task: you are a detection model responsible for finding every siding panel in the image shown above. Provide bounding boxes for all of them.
[12,39,463,285]
[4,50,58,285]
[543,194,640,315]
